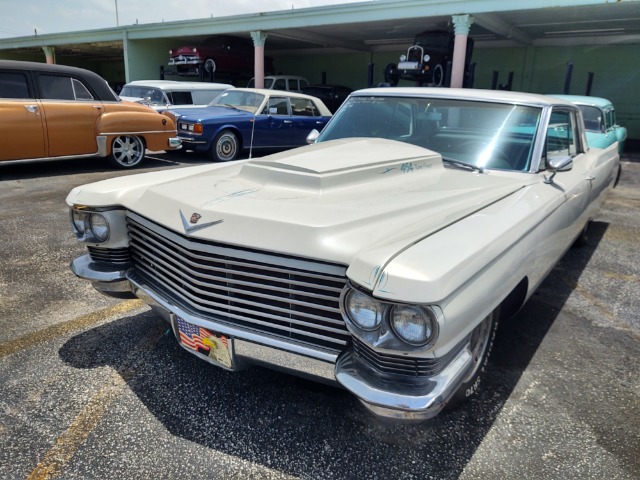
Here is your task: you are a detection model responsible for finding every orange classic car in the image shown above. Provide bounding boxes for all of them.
[0,60,181,168]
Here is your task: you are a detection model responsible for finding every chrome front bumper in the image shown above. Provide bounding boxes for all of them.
[71,254,475,421]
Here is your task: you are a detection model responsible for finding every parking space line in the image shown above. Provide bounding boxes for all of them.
[0,300,145,358]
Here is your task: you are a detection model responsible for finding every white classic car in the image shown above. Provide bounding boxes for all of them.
[67,88,620,421]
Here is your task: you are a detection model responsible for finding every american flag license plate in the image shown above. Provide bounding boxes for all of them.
[173,315,233,369]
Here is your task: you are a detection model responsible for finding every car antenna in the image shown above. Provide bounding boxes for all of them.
[249,93,259,159]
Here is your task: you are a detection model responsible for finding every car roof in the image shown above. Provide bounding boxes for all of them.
[223,88,333,115]
[0,59,118,101]
[124,80,234,90]
[351,87,575,108]
[230,87,323,100]
[264,75,308,80]
[548,94,614,109]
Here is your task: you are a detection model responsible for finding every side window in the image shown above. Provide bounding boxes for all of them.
[265,97,289,115]
[169,91,192,105]
[288,79,298,91]
[72,79,94,100]
[291,98,318,116]
[605,109,615,130]
[273,79,286,90]
[0,72,31,99]
[543,109,579,168]
[38,74,94,100]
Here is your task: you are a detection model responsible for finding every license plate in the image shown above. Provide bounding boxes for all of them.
[173,315,233,369]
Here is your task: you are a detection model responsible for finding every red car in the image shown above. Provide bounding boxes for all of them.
[168,35,274,78]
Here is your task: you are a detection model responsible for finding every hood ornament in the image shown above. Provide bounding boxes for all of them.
[179,210,223,234]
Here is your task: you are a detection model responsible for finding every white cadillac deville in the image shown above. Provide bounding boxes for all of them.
[67,88,620,421]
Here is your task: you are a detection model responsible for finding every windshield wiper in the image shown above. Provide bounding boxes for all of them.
[442,157,484,174]
[216,103,241,111]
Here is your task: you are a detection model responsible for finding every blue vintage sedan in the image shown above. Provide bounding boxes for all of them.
[551,95,627,154]
[171,88,332,161]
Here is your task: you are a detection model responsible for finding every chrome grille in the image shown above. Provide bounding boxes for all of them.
[353,337,464,377]
[88,246,131,264]
[126,212,350,352]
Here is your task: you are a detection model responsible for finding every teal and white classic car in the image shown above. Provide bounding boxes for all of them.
[67,88,620,422]
[551,94,627,154]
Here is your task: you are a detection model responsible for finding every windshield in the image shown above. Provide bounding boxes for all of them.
[120,86,166,105]
[317,95,542,172]
[578,105,604,132]
[210,90,266,114]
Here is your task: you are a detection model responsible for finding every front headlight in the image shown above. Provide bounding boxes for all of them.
[399,54,407,62]
[390,305,437,346]
[89,213,110,242]
[341,285,441,349]
[69,206,126,245]
[345,289,384,331]
[72,209,87,235]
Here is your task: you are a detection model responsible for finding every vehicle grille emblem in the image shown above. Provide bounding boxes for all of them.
[179,210,223,234]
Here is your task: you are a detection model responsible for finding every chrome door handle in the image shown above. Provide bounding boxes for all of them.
[283,120,292,124]
[587,176,596,181]
[93,105,103,110]
[25,105,39,114]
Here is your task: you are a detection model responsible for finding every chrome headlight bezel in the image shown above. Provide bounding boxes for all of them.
[389,304,438,346]
[340,284,440,349]
[344,289,385,331]
[69,206,127,245]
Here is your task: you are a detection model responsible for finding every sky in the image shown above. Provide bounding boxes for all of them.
[0,0,372,39]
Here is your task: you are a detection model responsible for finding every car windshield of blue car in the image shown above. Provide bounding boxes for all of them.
[210,90,265,114]
[317,96,543,172]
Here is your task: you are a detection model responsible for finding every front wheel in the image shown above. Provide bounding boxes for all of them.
[108,135,145,168]
[204,58,216,73]
[210,130,239,162]
[384,63,399,86]
[432,64,444,87]
[446,308,499,410]
[573,220,590,248]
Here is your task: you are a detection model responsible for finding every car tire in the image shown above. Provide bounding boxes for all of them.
[384,63,399,87]
[211,130,239,162]
[204,58,216,73]
[432,64,444,87]
[108,135,145,168]
[445,307,499,410]
[573,220,590,247]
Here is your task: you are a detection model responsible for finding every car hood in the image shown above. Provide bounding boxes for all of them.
[68,137,534,272]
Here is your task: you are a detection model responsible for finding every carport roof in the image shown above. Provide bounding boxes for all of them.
[1,0,639,60]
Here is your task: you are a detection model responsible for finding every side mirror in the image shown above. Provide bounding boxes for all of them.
[544,155,573,184]
[306,129,320,144]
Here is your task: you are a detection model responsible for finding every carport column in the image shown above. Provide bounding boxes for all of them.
[250,31,268,89]
[42,46,55,64]
[450,14,473,88]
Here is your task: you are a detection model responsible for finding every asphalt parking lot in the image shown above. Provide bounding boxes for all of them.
[1,149,639,480]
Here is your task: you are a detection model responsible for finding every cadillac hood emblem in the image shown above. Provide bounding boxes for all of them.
[179,210,223,234]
